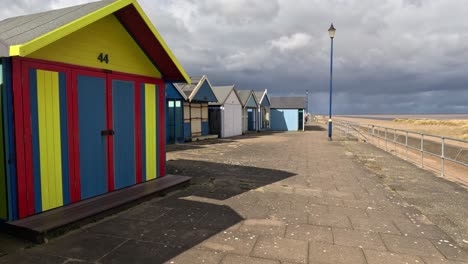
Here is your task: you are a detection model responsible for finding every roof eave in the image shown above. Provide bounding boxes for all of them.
[131,1,190,84]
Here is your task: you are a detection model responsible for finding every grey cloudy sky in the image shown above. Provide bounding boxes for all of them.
[1,0,467,114]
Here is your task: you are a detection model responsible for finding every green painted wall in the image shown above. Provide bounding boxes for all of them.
[0,62,6,220]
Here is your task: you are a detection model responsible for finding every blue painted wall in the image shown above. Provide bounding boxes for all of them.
[166,83,184,100]
[192,80,217,102]
[270,109,299,131]
[183,122,191,141]
[2,58,17,220]
[201,121,209,136]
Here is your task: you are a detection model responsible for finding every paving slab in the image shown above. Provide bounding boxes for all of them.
[238,219,286,237]
[251,236,308,264]
[308,241,366,264]
[366,208,413,222]
[363,249,424,264]
[100,239,181,264]
[294,187,323,198]
[423,257,468,264]
[0,252,68,264]
[308,212,352,229]
[308,196,344,207]
[381,233,444,258]
[393,222,451,240]
[118,204,173,221]
[430,239,468,262]
[350,216,401,235]
[29,231,126,262]
[221,254,280,264]
[323,190,356,200]
[332,228,387,250]
[328,205,368,217]
[198,230,258,255]
[165,249,224,264]
[285,224,333,243]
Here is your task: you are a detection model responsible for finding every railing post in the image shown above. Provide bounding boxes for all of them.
[378,128,380,147]
[385,128,388,151]
[405,131,408,161]
[421,134,424,168]
[441,137,445,177]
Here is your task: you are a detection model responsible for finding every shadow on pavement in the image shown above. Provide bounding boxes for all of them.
[166,143,206,152]
[305,125,326,131]
[168,159,296,200]
[0,161,295,264]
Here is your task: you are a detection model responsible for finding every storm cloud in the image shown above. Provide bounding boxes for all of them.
[1,0,467,114]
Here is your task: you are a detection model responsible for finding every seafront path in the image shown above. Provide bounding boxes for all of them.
[1,125,468,263]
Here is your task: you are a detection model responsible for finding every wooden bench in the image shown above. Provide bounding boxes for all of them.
[2,175,191,243]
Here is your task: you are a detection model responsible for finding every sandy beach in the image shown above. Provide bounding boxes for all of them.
[333,115,468,141]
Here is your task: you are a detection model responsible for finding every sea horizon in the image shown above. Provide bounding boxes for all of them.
[333,114,468,121]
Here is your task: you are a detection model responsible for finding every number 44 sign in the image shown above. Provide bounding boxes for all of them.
[98,53,109,64]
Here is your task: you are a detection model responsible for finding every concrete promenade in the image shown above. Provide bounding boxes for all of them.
[1,125,467,263]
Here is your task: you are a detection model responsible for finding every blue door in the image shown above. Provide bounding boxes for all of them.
[248,109,255,131]
[112,79,136,189]
[166,100,176,144]
[166,99,184,144]
[174,100,183,142]
[77,74,108,199]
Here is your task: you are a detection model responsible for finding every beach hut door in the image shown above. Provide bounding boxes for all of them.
[76,73,109,199]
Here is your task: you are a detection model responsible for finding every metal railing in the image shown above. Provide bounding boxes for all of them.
[332,120,468,179]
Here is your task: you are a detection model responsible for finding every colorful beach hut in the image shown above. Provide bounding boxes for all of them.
[166,83,187,144]
[270,97,306,131]
[0,0,190,221]
[208,86,243,138]
[254,89,271,131]
[237,90,259,133]
[173,76,218,141]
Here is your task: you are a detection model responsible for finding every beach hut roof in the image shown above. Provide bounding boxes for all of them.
[270,97,306,109]
[173,75,217,102]
[0,0,190,83]
[236,89,259,107]
[210,85,240,106]
[253,89,270,106]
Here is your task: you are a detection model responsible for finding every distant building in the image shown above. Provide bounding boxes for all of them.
[270,97,307,131]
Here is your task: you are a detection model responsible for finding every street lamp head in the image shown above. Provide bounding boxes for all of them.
[328,23,336,38]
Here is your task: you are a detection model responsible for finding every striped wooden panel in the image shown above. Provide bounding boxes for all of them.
[144,84,157,181]
[36,70,64,211]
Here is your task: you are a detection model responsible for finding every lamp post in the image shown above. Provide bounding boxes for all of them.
[328,23,336,140]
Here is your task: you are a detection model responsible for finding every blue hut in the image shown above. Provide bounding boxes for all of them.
[270,97,306,131]
[166,83,187,144]
[173,76,218,141]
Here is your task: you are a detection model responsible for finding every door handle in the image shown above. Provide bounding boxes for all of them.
[101,129,115,136]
